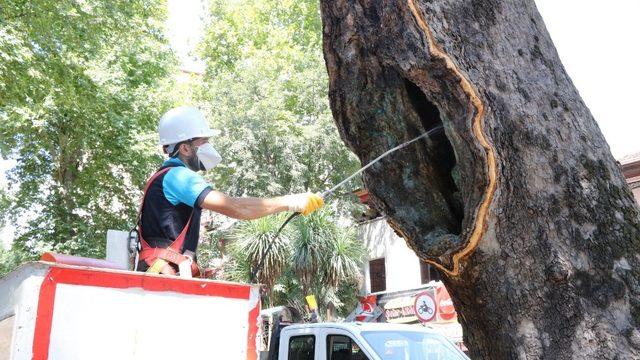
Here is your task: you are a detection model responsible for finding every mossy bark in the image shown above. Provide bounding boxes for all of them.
[320,0,640,357]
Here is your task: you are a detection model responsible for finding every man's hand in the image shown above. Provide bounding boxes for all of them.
[283,192,324,215]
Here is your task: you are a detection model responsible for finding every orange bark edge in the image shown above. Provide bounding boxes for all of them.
[407,0,498,277]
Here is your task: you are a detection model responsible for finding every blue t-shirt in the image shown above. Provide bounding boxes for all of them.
[138,158,213,267]
[161,157,213,207]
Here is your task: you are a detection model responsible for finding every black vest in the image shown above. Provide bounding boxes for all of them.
[139,165,203,254]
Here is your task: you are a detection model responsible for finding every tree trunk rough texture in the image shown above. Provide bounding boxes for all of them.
[320,0,640,358]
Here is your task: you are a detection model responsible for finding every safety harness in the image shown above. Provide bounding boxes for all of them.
[136,167,200,277]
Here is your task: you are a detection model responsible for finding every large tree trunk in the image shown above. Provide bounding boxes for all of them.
[320,0,640,358]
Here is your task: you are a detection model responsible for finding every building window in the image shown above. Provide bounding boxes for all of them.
[369,258,386,293]
[420,261,441,284]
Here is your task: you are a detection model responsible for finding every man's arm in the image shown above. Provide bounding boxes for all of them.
[199,190,323,220]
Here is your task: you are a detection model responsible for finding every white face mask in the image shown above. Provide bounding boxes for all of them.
[196,143,222,171]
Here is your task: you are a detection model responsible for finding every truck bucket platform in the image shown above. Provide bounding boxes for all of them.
[0,262,261,360]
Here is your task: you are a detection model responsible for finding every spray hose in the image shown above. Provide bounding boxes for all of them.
[249,126,444,283]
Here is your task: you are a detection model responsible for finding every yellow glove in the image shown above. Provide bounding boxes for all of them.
[284,192,324,216]
[147,259,169,274]
[303,193,324,216]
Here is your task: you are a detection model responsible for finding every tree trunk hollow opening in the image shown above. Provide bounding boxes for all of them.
[403,78,463,235]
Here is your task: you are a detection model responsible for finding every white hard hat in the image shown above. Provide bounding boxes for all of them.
[158,106,218,146]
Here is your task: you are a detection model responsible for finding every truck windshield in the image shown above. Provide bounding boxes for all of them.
[361,331,467,360]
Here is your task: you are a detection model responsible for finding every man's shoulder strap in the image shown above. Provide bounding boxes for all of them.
[144,167,172,193]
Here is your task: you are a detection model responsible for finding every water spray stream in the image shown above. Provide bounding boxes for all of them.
[322,125,444,199]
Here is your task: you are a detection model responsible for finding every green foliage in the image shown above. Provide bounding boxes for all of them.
[291,208,338,291]
[227,214,291,289]
[291,208,364,294]
[0,0,176,268]
[226,207,365,315]
[196,0,360,198]
[0,246,24,277]
[0,188,9,228]
[324,229,363,288]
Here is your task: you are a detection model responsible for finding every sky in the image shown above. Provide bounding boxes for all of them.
[166,0,207,74]
[1,0,639,247]
[534,0,640,159]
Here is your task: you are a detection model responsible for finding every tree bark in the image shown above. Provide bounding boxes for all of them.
[320,0,640,358]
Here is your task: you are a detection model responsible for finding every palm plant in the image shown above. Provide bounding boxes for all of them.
[225,206,365,316]
[322,228,364,288]
[227,214,292,294]
[290,207,365,318]
[291,208,335,295]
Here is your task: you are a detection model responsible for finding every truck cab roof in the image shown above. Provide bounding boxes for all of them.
[283,321,439,334]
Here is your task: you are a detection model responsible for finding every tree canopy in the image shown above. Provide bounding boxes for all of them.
[195,0,359,198]
[0,0,176,268]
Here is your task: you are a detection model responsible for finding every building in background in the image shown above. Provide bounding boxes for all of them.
[358,216,441,295]
[620,153,640,204]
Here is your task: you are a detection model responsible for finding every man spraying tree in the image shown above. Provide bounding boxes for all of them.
[135,106,323,276]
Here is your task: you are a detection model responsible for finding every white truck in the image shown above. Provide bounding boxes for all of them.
[0,258,468,360]
[271,322,468,360]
